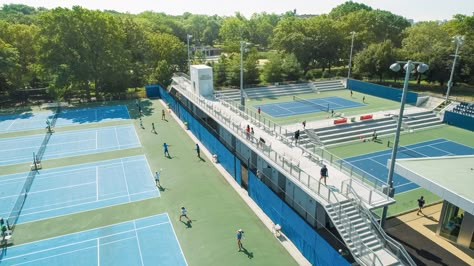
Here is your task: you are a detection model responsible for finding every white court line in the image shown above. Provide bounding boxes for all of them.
[97,238,100,266]
[25,182,96,196]
[19,190,158,222]
[144,155,159,192]
[121,159,131,202]
[166,212,189,266]
[132,124,142,147]
[96,166,99,201]
[124,105,132,119]
[5,221,170,263]
[10,245,96,265]
[133,220,145,266]
[114,127,122,149]
[5,119,16,131]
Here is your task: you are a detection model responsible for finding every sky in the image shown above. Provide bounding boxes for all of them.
[1,0,473,22]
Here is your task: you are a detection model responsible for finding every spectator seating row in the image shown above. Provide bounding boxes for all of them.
[452,102,474,117]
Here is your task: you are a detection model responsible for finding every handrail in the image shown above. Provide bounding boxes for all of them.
[344,185,416,266]
[171,76,393,266]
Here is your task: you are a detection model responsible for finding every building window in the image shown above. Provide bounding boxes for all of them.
[440,202,464,242]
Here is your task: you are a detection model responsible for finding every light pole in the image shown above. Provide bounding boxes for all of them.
[240,41,250,107]
[445,35,464,103]
[347,31,356,80]
[380,60,429,228]
[187,34,193,73]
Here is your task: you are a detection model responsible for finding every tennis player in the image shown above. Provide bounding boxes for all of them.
[179,207,191,222]
[237,229,244,251]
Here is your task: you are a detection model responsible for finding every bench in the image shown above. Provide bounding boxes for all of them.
[334,118,347,125]
[360,114,373,120]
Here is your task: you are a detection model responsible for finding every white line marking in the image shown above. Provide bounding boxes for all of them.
[114,127,121,149]
[6,221,170,262]
[5,120,16,131]
[19,189,158,221]
[9,181,96,198]
[10,246,96,265]
[11,213,169,248]
[96,166,99,201]
[133,220,145,266]
[97,238,100,266]
[166,212,189,266]
[96,130,98,150]
[121,159,131,202]
[144,155,159,192]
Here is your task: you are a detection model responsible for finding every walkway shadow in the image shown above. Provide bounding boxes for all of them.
[240,247,254,259]
[387,218,468,266]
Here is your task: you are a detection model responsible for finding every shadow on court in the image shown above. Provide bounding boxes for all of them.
[239,247,254,259]
[180,220,193,228]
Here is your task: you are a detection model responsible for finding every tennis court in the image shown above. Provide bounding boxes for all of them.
[0,124,140,166]
[0,105,130,133]
[257,96,364,117]
[0,213,187,266]
[342,139,474,194]
[0,155,158,224]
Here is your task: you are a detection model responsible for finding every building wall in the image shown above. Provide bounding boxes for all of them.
[157,85,350,265]
[443,111,474,131]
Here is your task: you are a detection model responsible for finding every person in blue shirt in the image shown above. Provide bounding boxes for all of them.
[163,143,170,157]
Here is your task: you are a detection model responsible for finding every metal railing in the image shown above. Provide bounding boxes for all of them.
[342,183,416,266]
[214,88,390,204]
[171,76,409,266]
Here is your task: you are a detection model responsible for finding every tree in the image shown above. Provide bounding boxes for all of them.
[0,39,20,96]
[353,40,397,82]
[401,22,451,84]
[329,1,372,20]
[219,16,248,52]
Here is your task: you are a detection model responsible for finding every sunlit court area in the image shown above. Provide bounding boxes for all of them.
[2,1,474,266]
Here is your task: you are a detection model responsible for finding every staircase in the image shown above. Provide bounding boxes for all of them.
[325,183,416,266]
[312,80,345,92]
[215,83,313,101]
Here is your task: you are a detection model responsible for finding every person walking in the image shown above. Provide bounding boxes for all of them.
[320,165,328,185]
[163,143,170,157]
[155,170,161,187]
[257,107,261,115]
[350,90,353,97]
[162,109,166,120]
[302,120,306,129]
[139,118,144,129]
[151,123,156,134]
[236,229,244,251]
[246,125,250,140]
[179,207,191,222]
[417,196,425,215]
[362,96,366,103]
[250,127,255,136]
[294,129,300,145]
[195,143,200,158]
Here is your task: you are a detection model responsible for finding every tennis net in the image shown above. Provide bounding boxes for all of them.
[6,104,61,230]
[293,96,329,112]
[7,170,36,229]
[387,141,427,158]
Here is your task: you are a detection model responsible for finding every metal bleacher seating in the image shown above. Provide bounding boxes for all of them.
[452,102,474,117]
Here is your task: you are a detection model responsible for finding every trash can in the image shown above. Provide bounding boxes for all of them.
[184,122,188,130]
[212,154,218,163]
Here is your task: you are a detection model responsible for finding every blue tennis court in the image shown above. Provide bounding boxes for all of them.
[0,105,130,133]
[0,155,158,224]
[342,139,474,194]
[0,124,140,166]
[0,213,187,266]
[257,96,364,117]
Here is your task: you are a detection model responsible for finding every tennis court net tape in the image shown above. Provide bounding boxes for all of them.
[387,141,427,158]
[293,96,329,112]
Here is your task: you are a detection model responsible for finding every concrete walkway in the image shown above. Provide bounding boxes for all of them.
[385,203,474,266]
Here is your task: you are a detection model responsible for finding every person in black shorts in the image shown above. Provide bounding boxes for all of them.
[294,130,300,145]
[417,196,425,215]
[320,165,328,185]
